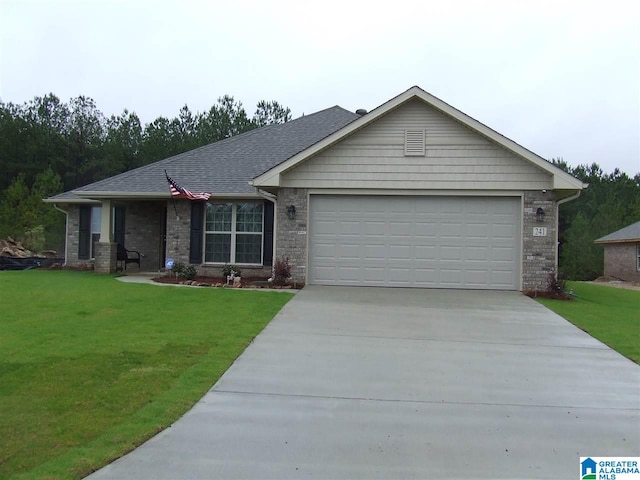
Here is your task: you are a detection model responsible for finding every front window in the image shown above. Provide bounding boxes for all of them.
[637,243,640,271]
[204,202,263,264]
[90,206,101,259]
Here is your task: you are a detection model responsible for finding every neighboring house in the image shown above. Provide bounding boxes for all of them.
[45,86,586,291]
[594,221,640,282]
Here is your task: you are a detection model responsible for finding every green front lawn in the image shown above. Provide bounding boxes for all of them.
[537,282,640,363]
[0,271,293,480]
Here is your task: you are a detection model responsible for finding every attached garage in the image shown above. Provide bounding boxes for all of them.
[251,86,586,291]
[309,195,521,290]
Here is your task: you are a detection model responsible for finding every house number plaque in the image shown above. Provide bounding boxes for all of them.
[533,227,548,237]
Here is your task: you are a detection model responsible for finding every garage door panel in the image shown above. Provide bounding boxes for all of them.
[467,246,489,261]
[314,221,339,235]
[440,245,463,260]
[414,245,437,260]
[414,268,437,283]
[466,270,489,286]
[491,270,515,288]
[362,221,386,235]
[441,223,463,237]
[491,247,516,262]
[388,245,411,260]
[439,268,463,286]
[336,244,360,260]
[466,223,490,238]
[414,222,438,237]
[338,221,362,235]
[309,196,520,290]
[493,224,517,239]
[362,244,386,259]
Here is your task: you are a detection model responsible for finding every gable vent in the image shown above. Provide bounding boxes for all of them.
[404,129,425,156]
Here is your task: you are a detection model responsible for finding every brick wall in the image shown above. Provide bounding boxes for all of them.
[604,243,640,282]
[275,188,308,285]
[64,202,164,271]
[123,201,163,271]
[522,191,557,291]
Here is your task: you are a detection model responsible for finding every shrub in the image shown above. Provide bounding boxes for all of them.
[173,262,197,280]
[272,257,292,286]
[547,271,567,296]
[222,264,241,278]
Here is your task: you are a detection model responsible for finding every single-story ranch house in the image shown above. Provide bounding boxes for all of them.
[45,86,586,290]
[594,221,640,282]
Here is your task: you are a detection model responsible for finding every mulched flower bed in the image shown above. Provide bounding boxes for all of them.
[152,275,295,289]
[523,290,573,301]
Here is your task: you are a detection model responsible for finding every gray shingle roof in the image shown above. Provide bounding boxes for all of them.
[47,106,358,202]
[595,221,640,243]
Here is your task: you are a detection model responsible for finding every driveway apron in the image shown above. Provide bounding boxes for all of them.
[87,286,640,479]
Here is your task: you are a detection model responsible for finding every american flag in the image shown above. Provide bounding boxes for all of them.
[165,171,211,201]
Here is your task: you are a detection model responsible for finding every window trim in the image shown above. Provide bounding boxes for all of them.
[203,201,264,265]
[90,206,102,260]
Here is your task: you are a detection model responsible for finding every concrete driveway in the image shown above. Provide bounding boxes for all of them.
[87,286,640,479]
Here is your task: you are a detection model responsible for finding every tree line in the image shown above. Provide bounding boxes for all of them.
[0,93,638,280]
[553,160,640,280]
[0,94,291,252]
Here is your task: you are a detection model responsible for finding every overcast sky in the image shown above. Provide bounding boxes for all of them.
[1,0,638,175]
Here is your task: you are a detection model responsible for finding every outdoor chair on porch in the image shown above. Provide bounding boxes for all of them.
[116,244,141,271]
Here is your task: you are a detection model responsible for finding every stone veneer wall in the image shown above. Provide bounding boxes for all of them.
[275,188,308,285]
[165,200,191,265]
[94,242,116,273]
[65,205,82,266]
[522,190,557,291]
[603,243,640,282]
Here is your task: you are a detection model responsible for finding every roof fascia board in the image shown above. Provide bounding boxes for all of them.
[72,191,264,200]
[252,86,585,190]
[594,238,640,244]
[42,198,101,204]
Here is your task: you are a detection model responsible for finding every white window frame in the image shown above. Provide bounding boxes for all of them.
[204,201,264,265]
[90,206,101,259]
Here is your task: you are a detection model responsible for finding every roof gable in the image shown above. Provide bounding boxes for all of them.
[279,98,554,191]
[252,86,585,191]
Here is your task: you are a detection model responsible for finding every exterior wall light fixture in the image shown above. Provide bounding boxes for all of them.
[536,207,545,222]
[287,205,296,220]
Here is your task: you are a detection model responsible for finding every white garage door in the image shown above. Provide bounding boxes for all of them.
[309,195,521,290]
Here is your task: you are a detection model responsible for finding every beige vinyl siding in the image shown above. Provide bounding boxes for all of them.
[282,99,552,190]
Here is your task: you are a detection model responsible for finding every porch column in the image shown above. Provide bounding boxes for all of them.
[95,200,117,273]
[100,200,113,242]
